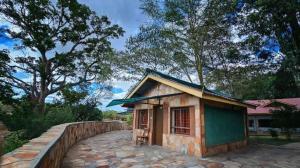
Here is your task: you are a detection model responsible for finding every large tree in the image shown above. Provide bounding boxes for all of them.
[0,0,124,113]
[236,0,300,98]
[125,0,241,85]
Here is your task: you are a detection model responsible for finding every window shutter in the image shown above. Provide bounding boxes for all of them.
[135,110,139,129]
[163,102,169,134]
[189,106,195,136]
[148,109,153,130]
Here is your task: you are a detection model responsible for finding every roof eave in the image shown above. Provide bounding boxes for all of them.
[202,91,256,108]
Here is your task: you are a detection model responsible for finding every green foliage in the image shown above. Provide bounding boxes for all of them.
[235,0,300,98]
[126,114,133,126]
[0,0,124,113]
[206,67,276,99]
[249,135,300,146]
[59,86,88,105]
[3,131,28,154]
[45,106,75,128]
[273,62,300,98]
[125,0,239,85]
[103,111,118,120]
[0,50,15,105]
[269,129,279,138]
[271,104,300,139]
[0,98,103,154]
[71,103,103,121]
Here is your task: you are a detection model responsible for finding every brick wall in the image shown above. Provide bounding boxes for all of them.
[0,121,128,168]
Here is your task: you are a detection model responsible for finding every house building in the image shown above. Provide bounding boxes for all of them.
[246,98,300,134]
[107,69,255,157]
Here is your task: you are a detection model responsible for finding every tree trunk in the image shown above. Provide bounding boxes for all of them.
[38,95,46,114]
[197,63,204,86]
[38,51,48,114]
[287,11,300,50]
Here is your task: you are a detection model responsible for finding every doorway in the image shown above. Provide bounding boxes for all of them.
[153,105,163,145]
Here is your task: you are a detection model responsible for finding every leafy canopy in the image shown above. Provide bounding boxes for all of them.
[0,0,124,112]
[125,0,250,86]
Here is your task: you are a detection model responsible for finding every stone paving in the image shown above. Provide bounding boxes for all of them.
[62,130,300,168]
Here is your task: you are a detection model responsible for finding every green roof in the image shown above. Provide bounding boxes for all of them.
[107,69,244,107]
[106,97,147,107]
[107,93,182,107]
[144,69,238,100]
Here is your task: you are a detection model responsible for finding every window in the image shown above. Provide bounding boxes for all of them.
[258,119,271,127]
[171,107,190,135]
[248,119,254,127]
[138,109,148,129]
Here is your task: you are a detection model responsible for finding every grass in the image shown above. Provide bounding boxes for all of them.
[249,135,300,146]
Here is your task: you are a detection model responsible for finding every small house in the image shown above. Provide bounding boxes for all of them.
[108,69,254,157]
[246,98,300,134]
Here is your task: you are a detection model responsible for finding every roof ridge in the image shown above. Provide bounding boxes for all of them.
[145,68,202,88]
[145,68,238,100]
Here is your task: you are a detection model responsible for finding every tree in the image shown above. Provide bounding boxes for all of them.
[0,0,124,113]
[71,102,103,121]
[236,0,300,98]
[206,66,276,99]
[205,0,300,99]
[271,104,300,139]
[125,0,240,85]
[59,86,88,105]
[0,50,15,104]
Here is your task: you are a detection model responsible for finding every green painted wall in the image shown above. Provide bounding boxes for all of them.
[204,104,245,147]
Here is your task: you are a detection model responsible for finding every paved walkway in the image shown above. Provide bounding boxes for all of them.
[63,130,300,168]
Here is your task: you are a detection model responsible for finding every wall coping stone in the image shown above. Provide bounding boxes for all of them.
[0,121,127,168]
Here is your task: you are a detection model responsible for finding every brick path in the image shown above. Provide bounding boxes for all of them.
[63,130,300,168]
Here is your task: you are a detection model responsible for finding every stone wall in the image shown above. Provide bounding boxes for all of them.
[0,121,128,168]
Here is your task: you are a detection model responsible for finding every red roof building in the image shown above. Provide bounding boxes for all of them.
[245,98,300,134]
[246,98,300,115]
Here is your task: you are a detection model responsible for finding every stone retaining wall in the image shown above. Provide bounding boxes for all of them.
[0,121,128,168]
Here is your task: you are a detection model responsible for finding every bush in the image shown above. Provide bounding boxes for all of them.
[269,129,279,138]
[103,111,118,120]
[72,104,103,121]
[271,104,300,140]
[45,106,75,127]
[0,99,103,154]
[126,114,133,126]
[3,130,28,154]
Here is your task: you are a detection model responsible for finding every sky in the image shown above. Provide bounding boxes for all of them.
[0,0,148,112]
[78,0,147,51]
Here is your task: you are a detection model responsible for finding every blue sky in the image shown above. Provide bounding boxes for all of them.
[0,0,147,112]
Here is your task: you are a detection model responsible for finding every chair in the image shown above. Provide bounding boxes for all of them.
[136,128,149,145]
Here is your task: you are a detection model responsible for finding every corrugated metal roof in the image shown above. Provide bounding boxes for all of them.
[246,98,300,115]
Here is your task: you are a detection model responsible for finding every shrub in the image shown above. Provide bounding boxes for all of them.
[72,104,103,121]
[103,111,118,120]
[269,129,279,138]
[45,106,75,127]
[3,130,28,154]
[271,104,300,139]
[126,114,133,126]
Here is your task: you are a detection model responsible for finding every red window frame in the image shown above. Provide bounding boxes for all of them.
[171,107,190,135]
[138,109,148,129]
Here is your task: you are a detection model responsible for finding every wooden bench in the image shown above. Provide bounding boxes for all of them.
[136,128,149,145]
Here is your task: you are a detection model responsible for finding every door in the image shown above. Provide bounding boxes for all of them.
[153,105,163,145]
